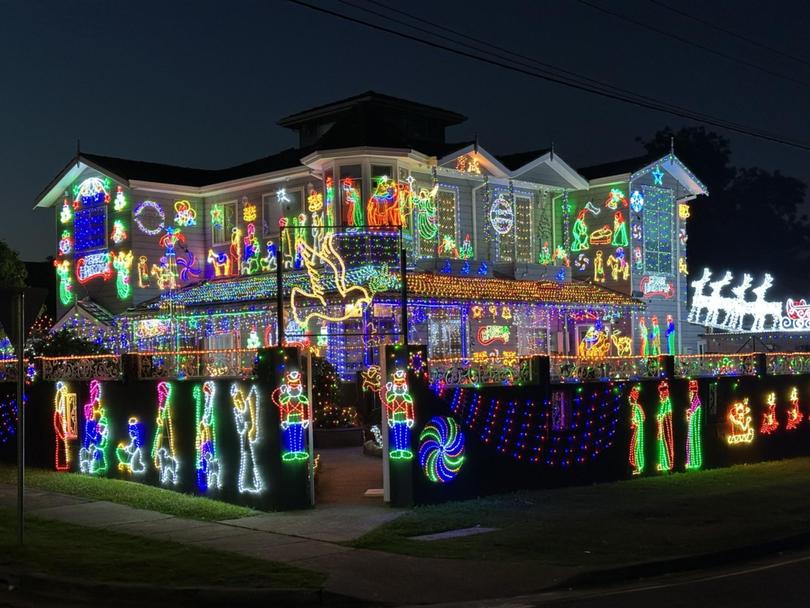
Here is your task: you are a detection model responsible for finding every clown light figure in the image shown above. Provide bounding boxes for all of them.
[195,381,221,492]
[79,380,108,475]
[381,370,415,460]
[231,384,264,494]
[116,417,147,475]
[272,370,311,462]
[152,382,179,485]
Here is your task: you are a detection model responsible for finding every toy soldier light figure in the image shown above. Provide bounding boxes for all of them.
[272,370,310,462]
[381,370,415,460]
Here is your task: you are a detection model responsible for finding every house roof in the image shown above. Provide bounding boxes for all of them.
[80,153,220,187]
[577,154,655,181]
[496,148,552,171]
[130,267,641,312]
[277,90,466,128]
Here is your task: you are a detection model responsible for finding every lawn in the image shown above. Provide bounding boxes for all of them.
[0,508,323,589]
[0,465,254,521]
[353,458,810,567]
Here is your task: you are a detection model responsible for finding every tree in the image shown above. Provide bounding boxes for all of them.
[638,127,810,297]
[0,241,27,289]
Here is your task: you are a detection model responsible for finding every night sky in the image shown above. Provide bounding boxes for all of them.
[2,0,810,261]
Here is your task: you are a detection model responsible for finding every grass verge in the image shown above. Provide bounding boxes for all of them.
[0,508,323,588]
[0,465,254,521]
[352,458,810,566]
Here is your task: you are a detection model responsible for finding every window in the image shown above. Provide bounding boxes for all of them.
[339,165,363,227]
[262,188,302,238]
[428,310,462,359]
[642,185,674,274]
[211,201,237,245]
[515,195,533,263]
[436,186,459,256]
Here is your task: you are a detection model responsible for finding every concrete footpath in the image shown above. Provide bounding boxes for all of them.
[0,484,575,605]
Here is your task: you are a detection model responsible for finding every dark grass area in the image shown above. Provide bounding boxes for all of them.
[0,508,324,589]
[352,458,810,566]
[0,465,254,521]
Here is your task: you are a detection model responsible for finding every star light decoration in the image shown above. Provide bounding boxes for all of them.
[652,165,664,185]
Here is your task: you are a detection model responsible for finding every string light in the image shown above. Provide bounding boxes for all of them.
[116,417,147,475]
[173,200,197,226]
[656,381,674,472]
[761,391,779,434]
[419,416,465,483]
[628,384,645,475]
[152,381,179,485]
[194,381,221,492]
[53,381,76,472]
[113,185,127,212]
[786,387,804,430]
[272,370,310,461]
[134,201,166,235]
[231,383,264,494]
[112,251,133,299]
[685,380,703,470]
[79,380,109,475]
[54,258,73,305]
[382,369,414,460]
[727,398,755,445]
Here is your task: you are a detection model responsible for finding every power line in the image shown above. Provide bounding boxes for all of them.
[645,0,810,69]
[576,0,810,91]
[286,0,810,151]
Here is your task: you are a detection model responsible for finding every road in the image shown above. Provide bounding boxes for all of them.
[427,549,810,608]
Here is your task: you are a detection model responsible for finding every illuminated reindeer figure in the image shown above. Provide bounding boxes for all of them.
[703,271,733,327]
[688,268,712,323]
[750,274,781,331]
[290,232,372,325]
[722,273,753,331]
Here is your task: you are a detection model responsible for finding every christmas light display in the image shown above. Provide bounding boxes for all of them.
[74,177,111,206]
[177,251,201,283]
[0,397,18,445]
[382,369,415,460]
[571,210,589,252]
[194,381,221,492]
[641,185,673,274]
[611,211,628,247]
[685,380,703,470]
[207,249,232,277]
[242,200,257,223]
[650,316,661,356]
[231,383,264,494]
[455,154,481,174]
[606,247,629,281]
[113,186,127,212]
[593,250,605,283]
[727,399,755,445]
[640,275,674,299]
[110,220,127,245]
[59,230,73,255]
[76,252,112,284]
[112,251,133,299]
[342,178,363,227]
[210,204,224,229]
[690,269,783,332]
[652,165,664,185]
[628,384,645,475]
[666,314,676,354]
[630,190,644,213]
[116,417,147,475]
[367,176,404,227]
[137,256,150,288]
[786,387,803,430]
[152,381,179,485]
[488,192,514,235]
[60,199,73,224]
[73,205,107,252]
[418,416,465,483]
[54,259,73,305]
[590,225,613,246]
[678,203,690,220]
[134,201,166,235]
[761,391,779,435]
[53,381,77,472]
[656,381,674,472]
[79,380,109,475]
[271,370,310,462]
[173,200,197,226]
[290,232,372,326]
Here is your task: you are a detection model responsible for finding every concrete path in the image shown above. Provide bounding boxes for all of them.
[0,484,575,604]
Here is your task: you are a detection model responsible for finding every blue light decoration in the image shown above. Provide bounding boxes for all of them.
[555,268,566,282]
[79,380,109,475]
[441,260,452,274]
[177,251,201,283]
[194,381,221,492]
[73,177,111,207]
[73,206,107,252]
[0,396,19,445]
[419,416,465,483]
[477,261,488,276]
[437,382,622,466]
[460,261,470,275]
[652,165,664,185]
[630,190,644,213]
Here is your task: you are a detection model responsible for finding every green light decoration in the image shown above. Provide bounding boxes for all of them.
[656,381,674,472]
[685,380,703,470]
[628,384,645,475]
[113,251,133,299]
[412,181,439,242]
[419,416,465,483]
[571,209,589,252]
[611,211,628,247]
[54,258,73,305]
